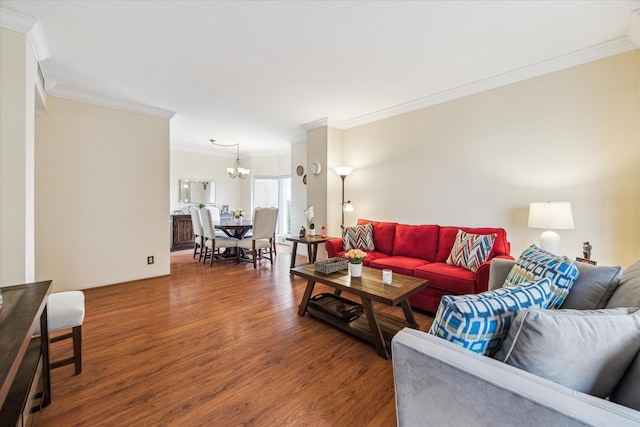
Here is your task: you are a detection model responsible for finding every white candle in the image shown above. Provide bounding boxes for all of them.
[382,269,392,284]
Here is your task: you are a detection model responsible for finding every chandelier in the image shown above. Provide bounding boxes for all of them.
[210,139,250,179]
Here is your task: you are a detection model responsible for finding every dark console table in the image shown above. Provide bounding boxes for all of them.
[0,280,52,426]
[171,214,195,251]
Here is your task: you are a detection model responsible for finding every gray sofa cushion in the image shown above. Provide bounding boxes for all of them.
[606,260,640,309]
[611,350,640,410]
[561,263,623,309]
[493,307,640,398]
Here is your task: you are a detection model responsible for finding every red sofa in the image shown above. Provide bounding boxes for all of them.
[325,219,513,313]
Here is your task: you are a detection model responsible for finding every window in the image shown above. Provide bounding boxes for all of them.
[252,176,291,237]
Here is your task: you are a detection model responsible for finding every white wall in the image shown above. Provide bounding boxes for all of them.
[338,50,640,267]
[35,96,171,291]
[170,150,243,212]
[0,28,37,286]
[170,151,291,215]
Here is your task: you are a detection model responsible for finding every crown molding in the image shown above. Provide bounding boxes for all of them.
[287,134,306,145]
[0,8,50,61]
[628,9,640,47]
[300,117,346,132]
[47,83,176,119]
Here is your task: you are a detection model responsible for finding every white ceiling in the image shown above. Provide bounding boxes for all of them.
[1,1,639,157]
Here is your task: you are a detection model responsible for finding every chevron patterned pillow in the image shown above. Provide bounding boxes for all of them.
[446,230,497,272]
[342,223,375,251]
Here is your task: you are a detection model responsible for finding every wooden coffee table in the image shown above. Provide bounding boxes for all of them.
[292,264,429,359]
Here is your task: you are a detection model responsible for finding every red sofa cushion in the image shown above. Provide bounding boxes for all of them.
[357,219,397,255]
[435,226,510,263]
[391,224,439,261]
[368,256,429,277]
[414,262,477,295]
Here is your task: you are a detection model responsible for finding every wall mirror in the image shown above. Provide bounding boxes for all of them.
[179,179,215,204]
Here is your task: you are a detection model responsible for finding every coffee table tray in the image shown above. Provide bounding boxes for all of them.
[308,293,362,322]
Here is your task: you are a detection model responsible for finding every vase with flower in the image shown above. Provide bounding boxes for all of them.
[304,206,315,236]
[344,248,367,277]
[231,208,245,222]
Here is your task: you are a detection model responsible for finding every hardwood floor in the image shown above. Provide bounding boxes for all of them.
[38,247,434,426]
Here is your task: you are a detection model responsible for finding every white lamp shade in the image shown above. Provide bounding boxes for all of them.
[333,166,354,177]
[528,202,574,230]
[344,202,354,212]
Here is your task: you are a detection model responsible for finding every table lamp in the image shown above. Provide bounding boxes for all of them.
[528,201,574,255]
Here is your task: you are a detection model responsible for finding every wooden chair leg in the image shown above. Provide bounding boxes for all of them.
[253,242,257,269]
[73,325,82,374]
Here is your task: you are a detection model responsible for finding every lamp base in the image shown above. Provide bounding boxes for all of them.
[539,230,561,255]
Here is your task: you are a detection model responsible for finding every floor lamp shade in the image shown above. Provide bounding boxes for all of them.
[528,202,574,255]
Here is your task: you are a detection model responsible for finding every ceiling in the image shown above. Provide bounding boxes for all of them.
[1,1,639,157]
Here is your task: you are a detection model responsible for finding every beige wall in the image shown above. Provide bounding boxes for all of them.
[290,140,307,247]
[0,28,37,286]
[35,96,171,291]
[339,50,640,267]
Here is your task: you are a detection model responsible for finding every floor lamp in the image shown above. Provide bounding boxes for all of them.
[334,167,354,226]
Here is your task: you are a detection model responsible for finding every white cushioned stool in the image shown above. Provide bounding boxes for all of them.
[36,291,85,374]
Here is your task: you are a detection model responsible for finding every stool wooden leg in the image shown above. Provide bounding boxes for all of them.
[50,325,82,374]
[72,325,82,374]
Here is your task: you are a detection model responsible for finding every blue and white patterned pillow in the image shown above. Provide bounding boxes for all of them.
[504,244,580,309]
[428,278,552,356]
[446,230,497,272]
[342,223,375,251]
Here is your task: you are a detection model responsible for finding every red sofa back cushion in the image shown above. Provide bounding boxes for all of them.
[357,219,397,255]
[392,224,440,261]
[435,226,510,262]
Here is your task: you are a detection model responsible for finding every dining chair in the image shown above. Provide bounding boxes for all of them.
[244,207,278,255]
[190,206,204,261]
[206,206,227,238]
[271,207,279,256]
[237,207,278,268]
[201,207,238,266]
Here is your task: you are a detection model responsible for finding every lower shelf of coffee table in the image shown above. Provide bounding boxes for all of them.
[306,304,413,349]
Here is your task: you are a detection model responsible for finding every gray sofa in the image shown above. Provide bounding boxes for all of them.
[392,259,640,427]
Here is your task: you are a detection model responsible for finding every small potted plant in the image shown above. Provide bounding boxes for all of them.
[304,206,315,236]
[344,248,367,277]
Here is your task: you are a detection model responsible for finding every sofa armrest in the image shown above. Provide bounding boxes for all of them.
[488,257,517,290]
[392,329,640,427]
[476,255,514,293]
[325,238,344,258]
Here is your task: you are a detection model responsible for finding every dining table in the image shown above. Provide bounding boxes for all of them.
[213,219,253,258]
[214,219,253,239]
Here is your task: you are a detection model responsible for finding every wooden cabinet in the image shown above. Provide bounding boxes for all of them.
[0,281,52,427]
[171,214,195,251]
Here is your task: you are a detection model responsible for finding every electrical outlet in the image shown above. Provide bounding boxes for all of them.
[147,256,154,265]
